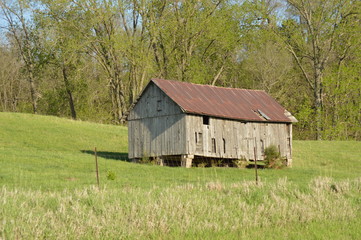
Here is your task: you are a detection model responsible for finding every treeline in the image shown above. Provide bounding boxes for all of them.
[0,0,360,140]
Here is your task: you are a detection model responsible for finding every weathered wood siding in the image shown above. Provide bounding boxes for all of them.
[128,83,182,120]
[128,83,186,159]
[128,82,293,161]
[185,115,292,160]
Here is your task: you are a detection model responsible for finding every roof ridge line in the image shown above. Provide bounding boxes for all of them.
[151,78,266,92]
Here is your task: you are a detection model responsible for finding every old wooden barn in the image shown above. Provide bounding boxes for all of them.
[127,79,297,167]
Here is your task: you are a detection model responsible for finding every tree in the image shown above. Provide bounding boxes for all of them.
[66,0,129,124]
[117,0,154,104]
[0,0,40,113]
[322,1,361,139]
[278,0,358,139]
[238,0,294,93]
[143,0,241,85]
[36,0,84,119]
[0,44,24,112]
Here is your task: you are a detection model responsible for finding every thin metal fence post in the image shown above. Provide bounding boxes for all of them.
[254,146,258,185]
[95,147,100,190]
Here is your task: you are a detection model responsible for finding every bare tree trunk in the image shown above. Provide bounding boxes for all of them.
[109,74,127,124]
[117,78,127,124]
[212,65,225,86]
[0,83,7,111]
[27,66,38,114]
[115,82,123,123]
[1,0,40,114]
[62,64,77,120]
[110,82,118,122]
[314,70,323,140]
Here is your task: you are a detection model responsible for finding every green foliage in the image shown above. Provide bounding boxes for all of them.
[197,162,207,168]
[106,171,116,181]
[293,98,315,140]
[264,145,280,160]
[139,153,149,164]
[211,159,223,167]
[233,157,249,168]
[264,145,286,169]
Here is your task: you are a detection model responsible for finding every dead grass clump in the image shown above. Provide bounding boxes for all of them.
[206,181,223,191]
[233,157,249,168]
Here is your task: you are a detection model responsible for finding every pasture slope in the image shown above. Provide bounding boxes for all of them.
[1,112,361,239]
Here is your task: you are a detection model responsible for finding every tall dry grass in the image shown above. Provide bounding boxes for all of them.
[1,177,360,239]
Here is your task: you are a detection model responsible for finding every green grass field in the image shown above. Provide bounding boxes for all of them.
[1,112,361,239]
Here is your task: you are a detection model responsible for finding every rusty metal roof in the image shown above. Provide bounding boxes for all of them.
[150,79,296,123]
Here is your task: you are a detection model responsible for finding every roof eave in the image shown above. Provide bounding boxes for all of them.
[124,80,155,121]
[125,79,187,121]
[184,111,293,124]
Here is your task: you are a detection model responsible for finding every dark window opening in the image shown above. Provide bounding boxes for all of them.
[211,138,216,153]
[287,137,291,153]
[198,133,203,144]
[157,100,162,111]
[196,133,203,152]
[203,116,210,125]
[223,138,226,154]
[195,132,203,145]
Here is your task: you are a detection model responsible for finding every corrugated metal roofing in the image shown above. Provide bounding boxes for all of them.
[151,78,295,123]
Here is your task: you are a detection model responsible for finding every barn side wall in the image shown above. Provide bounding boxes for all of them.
[128,83,186,159]
[185,115,292,160]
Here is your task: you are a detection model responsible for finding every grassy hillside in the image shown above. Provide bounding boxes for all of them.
[1,112,361,239]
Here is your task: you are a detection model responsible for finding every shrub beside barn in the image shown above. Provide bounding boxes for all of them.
[127,79,297,167]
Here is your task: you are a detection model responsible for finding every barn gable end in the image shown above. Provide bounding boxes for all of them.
[128,82,186,159]
[128,81,183,121]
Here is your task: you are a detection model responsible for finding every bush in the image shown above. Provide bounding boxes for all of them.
[233,157,249,168]
[197,162,207,168]
[264,145,286,169]
[139,154,156,165]
[211,159,223,167]
[107,171,116,180]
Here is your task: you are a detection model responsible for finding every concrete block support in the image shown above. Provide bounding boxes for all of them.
[156,157,164,166]
[181,154,194,168]
[286,158,292,167]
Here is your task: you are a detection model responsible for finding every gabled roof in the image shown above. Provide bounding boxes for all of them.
[128,78,297,123]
